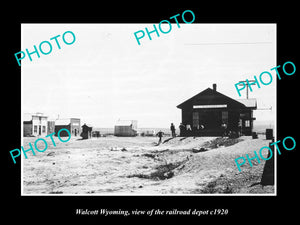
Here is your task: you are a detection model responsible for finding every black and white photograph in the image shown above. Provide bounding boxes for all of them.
[4,3,299,223]
[21,23,276,195]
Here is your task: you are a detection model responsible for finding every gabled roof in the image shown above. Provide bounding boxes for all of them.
[177,88,254,109]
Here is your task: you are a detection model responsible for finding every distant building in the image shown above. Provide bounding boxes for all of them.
[81,124,93,139]
[114,120,137,137]
[92,130,101,138]
[177,84,257,136]
[139,129,156,136]
[54,118,81,137]
[23,113,48,137]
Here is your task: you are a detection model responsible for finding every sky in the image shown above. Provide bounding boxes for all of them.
[22,23,276,128]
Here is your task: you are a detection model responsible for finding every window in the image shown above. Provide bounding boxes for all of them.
[240,112,250,119]
[245,120,250,127]
[192,112,199,128]
[34,125,37,133]
[42,126,46,133]
[222,111,228,123]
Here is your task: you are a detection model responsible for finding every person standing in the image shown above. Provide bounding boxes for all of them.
[156,130,164,145]
[186,124,192,136]
[170,123,176,138]
[179,123,186,137]
[221,122,228,137]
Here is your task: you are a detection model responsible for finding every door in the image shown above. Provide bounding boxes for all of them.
[199,110,221,129]
[39,125,41,135]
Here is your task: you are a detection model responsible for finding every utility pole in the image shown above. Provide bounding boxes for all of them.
[238,80,257,99]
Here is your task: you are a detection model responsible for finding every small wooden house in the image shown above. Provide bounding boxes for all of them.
[114,120,137,137]
[177,84,257,136]
[81,124,93,139]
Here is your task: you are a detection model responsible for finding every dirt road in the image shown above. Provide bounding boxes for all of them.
[22,135,274,195]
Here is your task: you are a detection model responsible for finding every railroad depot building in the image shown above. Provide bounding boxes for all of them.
[177,84,257,136]
[23,113,48,137]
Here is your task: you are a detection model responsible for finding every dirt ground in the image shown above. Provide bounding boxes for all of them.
[22,135,275,195]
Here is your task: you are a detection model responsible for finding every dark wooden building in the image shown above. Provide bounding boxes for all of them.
[177,84,257,136]
[54,118,81,137]
[81,124,92,139]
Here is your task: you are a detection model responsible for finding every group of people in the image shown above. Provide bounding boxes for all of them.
[156,121,237,144]
[156,123,176,145]
[178,123,205,137]
[156,122,205,144]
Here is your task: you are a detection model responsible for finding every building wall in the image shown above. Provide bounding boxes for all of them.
[182,105,193,126]
[23,123,32,137]
[225,110,237,132]
[70,118,81,136]
[55,125,71,137]
[31,115,48,137]
[114,126,137,137]
[239,109,253,136]
[181,108,254,136]
[47,121,55,135]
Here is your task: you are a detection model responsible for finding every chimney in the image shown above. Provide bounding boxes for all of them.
[213,83,217,91]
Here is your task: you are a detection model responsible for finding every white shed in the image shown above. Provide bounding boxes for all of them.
[114,120,137,137]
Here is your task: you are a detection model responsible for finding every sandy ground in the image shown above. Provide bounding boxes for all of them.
[22,135,275,195]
